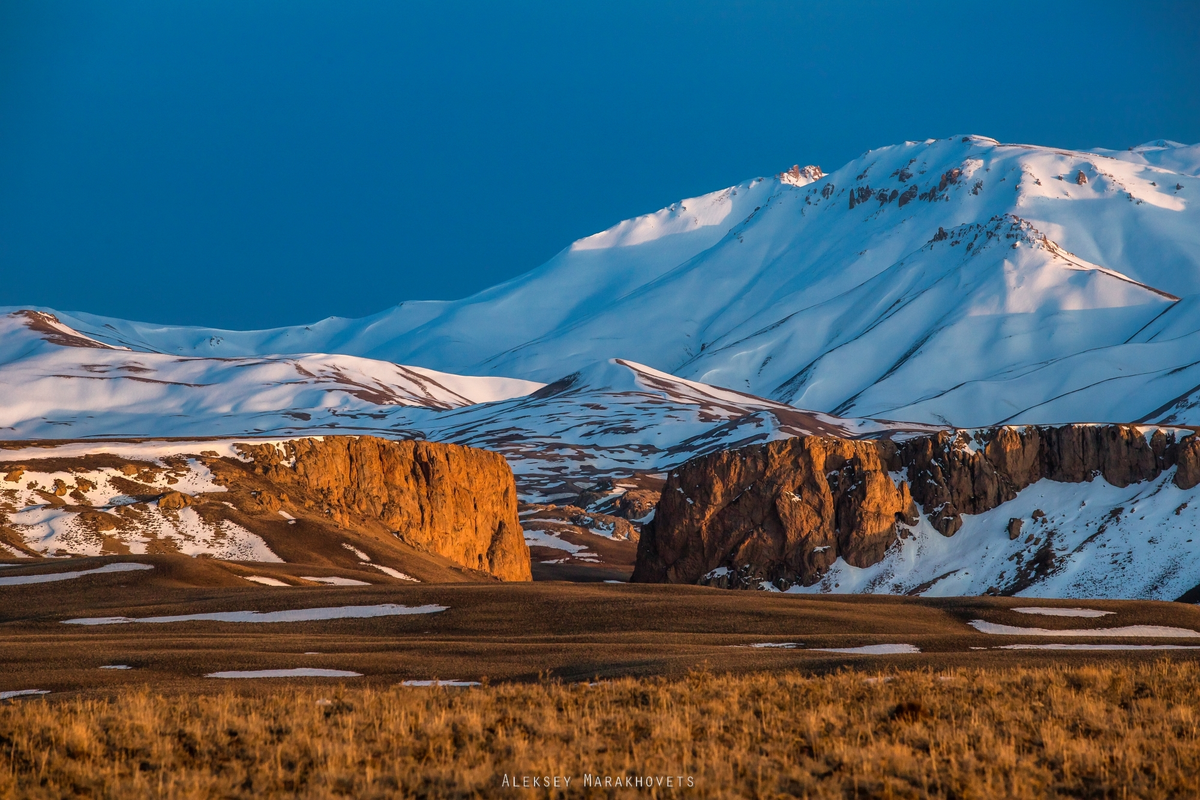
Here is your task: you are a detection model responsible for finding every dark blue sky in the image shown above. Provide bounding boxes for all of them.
[2,1,1198,329]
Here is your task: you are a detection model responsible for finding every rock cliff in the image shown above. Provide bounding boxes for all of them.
[633,425,1199,589]
[233,437,531,581]
[631,437,916,587]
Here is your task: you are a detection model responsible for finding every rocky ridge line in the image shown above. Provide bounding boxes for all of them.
[632,425,1200,590]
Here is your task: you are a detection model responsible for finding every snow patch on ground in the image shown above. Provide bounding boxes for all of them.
[244,575,288,587]
[969,620,1200,637]
[341,543,370,561]
[206,668,362,679]
[303,576,370,586]
[1012,607,1113,618]
[0,562,151,586]
[369,564,418,581]
[809,644,921,655]
[63,603,446,625]
[523,528,594,558]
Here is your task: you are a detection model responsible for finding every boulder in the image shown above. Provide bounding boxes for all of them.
[1007,518,1023,540]
[158,490,193,511]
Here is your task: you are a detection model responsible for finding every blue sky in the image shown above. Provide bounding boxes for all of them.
[2,0,1198,329]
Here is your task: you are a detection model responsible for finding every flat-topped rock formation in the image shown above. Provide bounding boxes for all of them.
[1,435,531,583]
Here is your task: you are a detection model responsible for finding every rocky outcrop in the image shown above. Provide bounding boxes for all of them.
[631,437,916,587]
[234,437,531,581]
[777,164,824,186]
[633,425,1197,589]
[1174,434,1200,490]
[570,478,662,540]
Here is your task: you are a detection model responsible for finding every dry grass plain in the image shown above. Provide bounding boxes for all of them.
[5,555,1200,797]
[5,662,1200,798]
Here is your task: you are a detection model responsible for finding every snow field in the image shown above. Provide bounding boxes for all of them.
[1012,607,1113,618]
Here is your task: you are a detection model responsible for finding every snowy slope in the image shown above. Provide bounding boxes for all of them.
[0,311,541,439]
[796,467,1200,602]
[1,311,924,498]
[412,358,919,500]
[30,136,1200,427]
[0,449,279,561]
[34,174,789,363]
[1090,140,1200,178]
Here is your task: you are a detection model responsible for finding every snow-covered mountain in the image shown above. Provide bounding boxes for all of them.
[31,135,1200,427]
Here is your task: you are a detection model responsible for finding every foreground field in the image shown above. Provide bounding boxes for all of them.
[4,661,1200,798]
[5,556,1200,692]
[6,554,1200,797]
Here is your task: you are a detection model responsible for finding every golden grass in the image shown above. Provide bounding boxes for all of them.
[4,661,1200,798]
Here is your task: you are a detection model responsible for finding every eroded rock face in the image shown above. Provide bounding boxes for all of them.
[631,437,916,588]
[900,426,1171,535]
[634,425,1195,588]
[235,437,531,581]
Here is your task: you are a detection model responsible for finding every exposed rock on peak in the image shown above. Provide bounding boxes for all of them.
[12,310,118,350]
[777,164,824,186]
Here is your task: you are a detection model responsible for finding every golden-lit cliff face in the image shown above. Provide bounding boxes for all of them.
[235,437,531,582]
